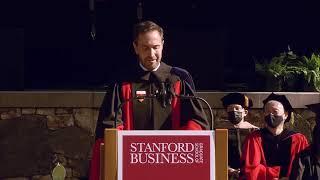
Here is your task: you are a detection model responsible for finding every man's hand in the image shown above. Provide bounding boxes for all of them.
[228,167,240,178]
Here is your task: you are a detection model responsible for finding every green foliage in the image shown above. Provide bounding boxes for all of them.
[255,50,320,91]
[255,51,299,78]
[301,53,320,91]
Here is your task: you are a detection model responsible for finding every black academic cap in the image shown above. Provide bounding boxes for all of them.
[221,93,253,109]
[305,103,320,126]
[263,92,293,122]
[307,104,320,148]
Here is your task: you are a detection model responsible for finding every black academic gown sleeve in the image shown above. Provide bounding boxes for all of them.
[95,83,122,139]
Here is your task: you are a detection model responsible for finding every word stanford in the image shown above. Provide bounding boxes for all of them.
[129,142,204,164]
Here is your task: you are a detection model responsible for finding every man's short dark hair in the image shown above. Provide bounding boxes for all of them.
[133,21,164,43]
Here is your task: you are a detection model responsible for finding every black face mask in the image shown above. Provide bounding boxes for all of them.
[228,111,243,125]
[264,114,284,128]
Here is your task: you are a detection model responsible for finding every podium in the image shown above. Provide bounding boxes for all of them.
[100,129,228,180]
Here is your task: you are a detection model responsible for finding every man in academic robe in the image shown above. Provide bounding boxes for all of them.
[221,92,259,179]
[89,21,209,180]
[240,93,309,180]
[290,103,320,180]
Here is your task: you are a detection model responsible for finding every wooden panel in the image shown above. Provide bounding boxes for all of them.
[104,129,117,180]
[215,129,228,180]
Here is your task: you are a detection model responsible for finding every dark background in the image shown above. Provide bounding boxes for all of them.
[1,0,319,90]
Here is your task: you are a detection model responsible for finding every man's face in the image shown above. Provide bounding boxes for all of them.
[133,30,164,71]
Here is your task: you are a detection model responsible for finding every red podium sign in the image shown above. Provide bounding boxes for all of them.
[118,130,215,180]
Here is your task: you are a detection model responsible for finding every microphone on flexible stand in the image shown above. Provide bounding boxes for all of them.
[165,80,214,130]
[179,94,214,130]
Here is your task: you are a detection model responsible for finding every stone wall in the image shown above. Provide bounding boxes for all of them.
[0,91,319,179]
[0,107,99,180]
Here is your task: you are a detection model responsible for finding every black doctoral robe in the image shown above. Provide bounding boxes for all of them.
[290,146,320,180]
[228,128,256,170]
[240,128,309,180]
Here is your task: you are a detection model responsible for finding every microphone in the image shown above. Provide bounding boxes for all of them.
[159,82,168,108]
